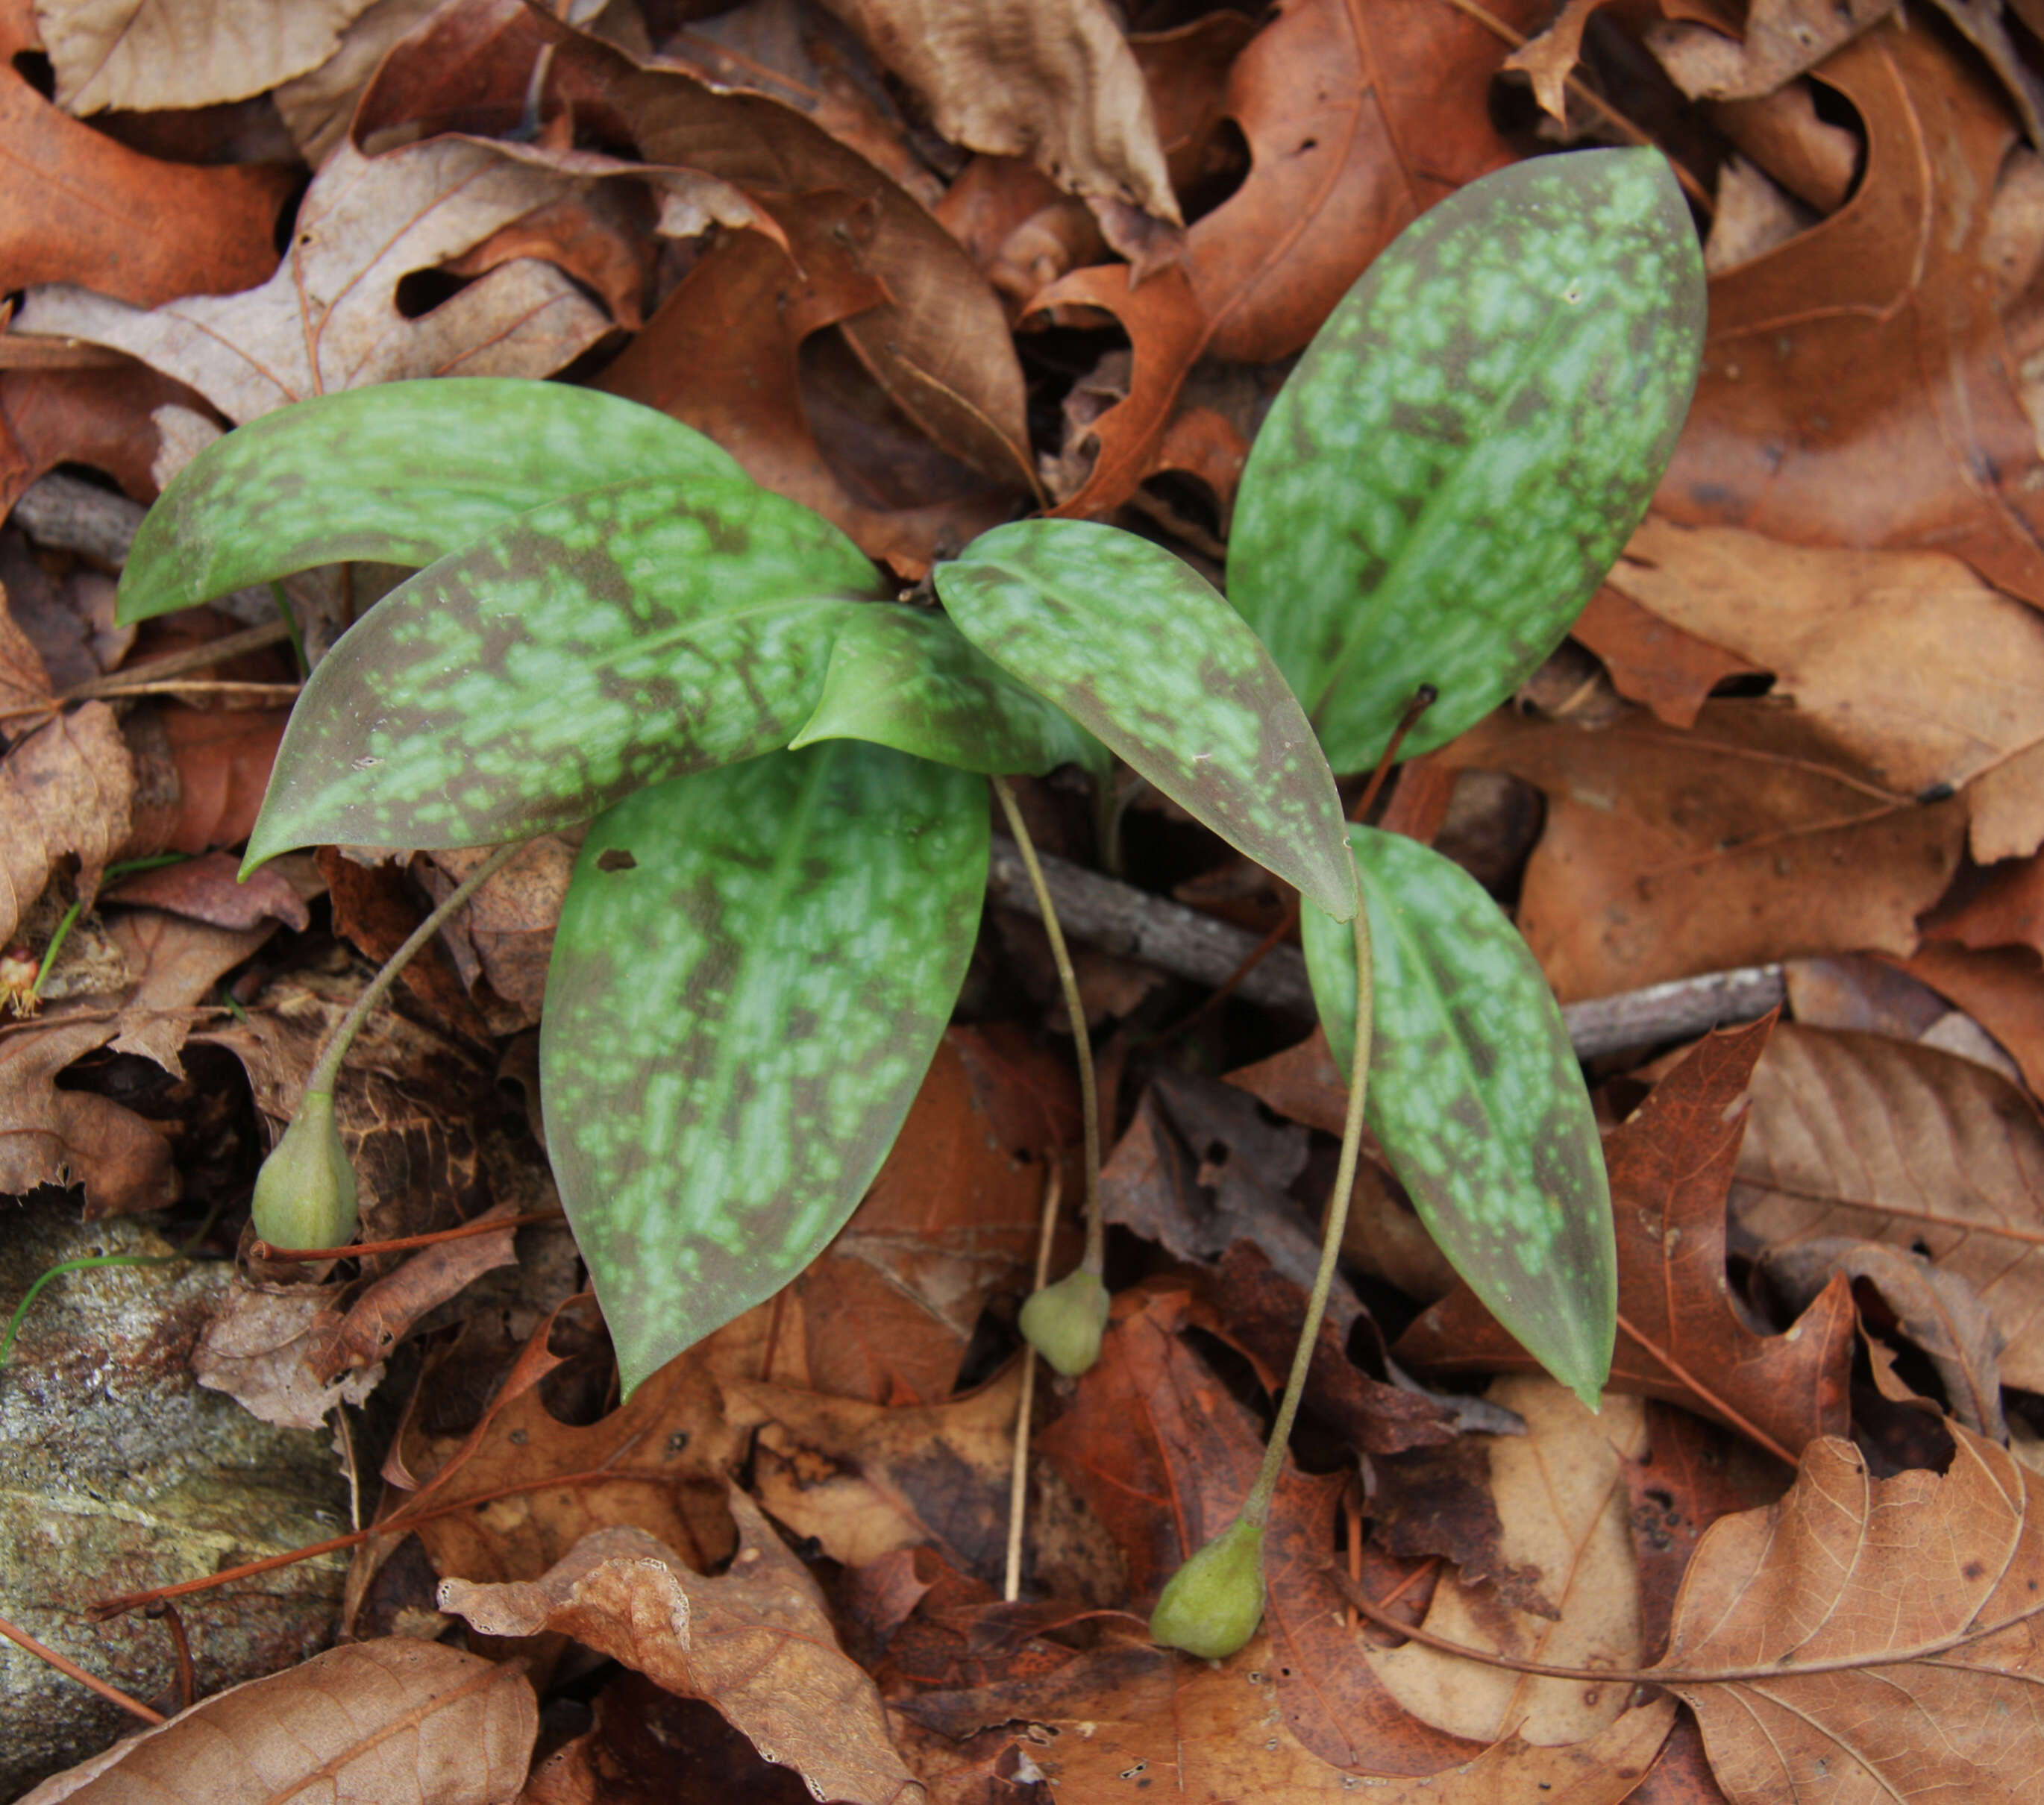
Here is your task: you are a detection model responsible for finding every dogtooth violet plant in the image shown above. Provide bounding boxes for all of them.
[116,148,1702,1658]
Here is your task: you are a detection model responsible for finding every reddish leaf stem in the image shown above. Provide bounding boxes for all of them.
[0,1611,164,1724]
[251,1208,565,1264]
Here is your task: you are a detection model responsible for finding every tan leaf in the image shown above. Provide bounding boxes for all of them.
[1367,1379,1646,1747]
[17,1639,536,1805]
[1734,1021,2044,1393]
[1502,0,1612,124]
[33,0,382,114]
[1606,516,2044,860]
[816,0,1180,239]
[0,1008,174,1213]
[273,0,446,165]
[1648,0,1897,101]
[438,1504,921,1805]
[0,700,132,948]
[16,136,612,423]
[1653,1427,2044,1804]
[191,1278,380,1431]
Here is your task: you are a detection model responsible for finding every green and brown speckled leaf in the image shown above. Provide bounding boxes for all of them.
[1229,148,1705,773]
[243,477,881,864]
[120,379,751,624]
[1303,825,1615,1405]
[935,519,1354,920]
[789,601,1106,779]
[541,742,988,1394]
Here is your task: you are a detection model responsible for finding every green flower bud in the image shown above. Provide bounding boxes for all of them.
[1150,1516,1266,1660]
[251,1090,359,1251]
[1019,1267,1109,1377]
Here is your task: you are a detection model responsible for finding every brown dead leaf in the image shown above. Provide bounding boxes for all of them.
[1928,852,2044,962]
[318,848,494,1043]
[1570,584,1763,730]
[17,135,612,422]
[1367,1378,1646,1746]
[99,905,274,1079]
[442,1507,919,1805]
[1734,1020,2044,1393]
[1649,0,1895,99]
[0,1006,174,1211]
[17,1639,534,1805]
[1898,938,2044,1096]
[819,0,1180,249]
[1502,0,1611,124]
[0,362,201,518]
[418,838,574,1036]
[1658,17,2044,607]
[34,0,382,113]
[0,700,131,946]
[273,0,445,164]
[0,2,292,308]
[104,852,309,935]
[1440,702,1966,1002]
[318,1198,523,1382]
[191,1278,381,1430]
[1029,0,1547,516]
[1652,1425,2044,1804]
[1607,516,2044,860]
[1401,1019,1855,1466]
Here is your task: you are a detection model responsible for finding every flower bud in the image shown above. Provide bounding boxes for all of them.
[1019,1268,1109,1377]
[251,1090,359,1251]
[1149,1516,1266,1660]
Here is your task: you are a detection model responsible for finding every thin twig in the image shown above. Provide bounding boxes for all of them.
[148,1601,195,1713]
[57,621,295,704]
[1005,1164,1062,1603]
[251,1209,565,1264]
[66,679,302,706]
[0,1611,164,1724]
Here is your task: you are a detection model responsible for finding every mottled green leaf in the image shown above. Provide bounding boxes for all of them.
[1303,825,1615,1404]
[244,477,880,864]
[120,378,754,625]
[935,520,1354,920]
[540,743,988,1394]
[789,601,1106,779]
[1229,148,1705,771]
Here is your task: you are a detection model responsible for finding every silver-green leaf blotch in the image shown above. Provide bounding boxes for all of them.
[1229,148,1705,772]
[244,477,881,864]
[540,742,988,1395]
[789,601,1106,779]
[119,378,750,624]
[935,519,1354,920]
[1302,825,1615,1406]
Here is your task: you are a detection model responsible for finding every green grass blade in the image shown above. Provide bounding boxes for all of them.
[1303,826,1615,1405]
[243,476,881,863]
[935,519,1354,920]
[1230,148,1705,772]
[540,743,988,1395]
[119,378,754,624]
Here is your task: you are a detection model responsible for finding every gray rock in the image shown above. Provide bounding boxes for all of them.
[1,1196,348,1798]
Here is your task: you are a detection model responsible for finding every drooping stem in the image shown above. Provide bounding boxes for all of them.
[1242,900,1373,1530]
[305,841,530,1097]
[991,776,1103,1274]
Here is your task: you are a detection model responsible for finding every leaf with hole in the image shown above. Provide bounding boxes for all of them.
[119,379,750,624]
[1229,148,1705,772]
[789,600,1106,779]
[242,477,882,864]
[539,742,988,1394]
[1303,825,1614,1405]
[935,518,1353,919]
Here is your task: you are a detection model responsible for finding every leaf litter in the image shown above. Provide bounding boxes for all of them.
[10,0,2044,1800]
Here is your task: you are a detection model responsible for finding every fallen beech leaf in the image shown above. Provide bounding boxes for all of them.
[1652,1425,2044,1804]
[1570,584,1762,730]
[1400,1019,1855,1467]
[1030,0,1547,516]
[192,1278,382,1431]
[0,1,291,307]
[273,0,444,163]
[104,851,309,935]
[1927,850,2044,961]
[1649,0,1896,100]
[1608,516,2044,859]
[124,704,292,858]
[439,1506,918,1805]
[1367,1378,1646,1746]
[0,700,133,947]
[18,136,612,423]
[1734,1021,2044,1393]
[0,362,200,516]
[17,1639,535,1805]
[0,1008,174,1212]
[1440,702,1967,1002]
[34,0,383,113]
[1658,19,2044,606]
[1898,938,2044,1097]
[818,0,1180,245]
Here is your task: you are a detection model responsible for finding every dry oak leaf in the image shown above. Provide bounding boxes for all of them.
[0,1005,173,1212]
[1656,17,2044,609]
[1438,701,1967,1003]
[439,1504,921,1805]
[16,135,612,424]
[0,699,132,947]
[1733,1020,2044,1395]
[817,0,1182,249]
[1652,1425,2044,1805]
[0,1,291,307]
[33,0,383,113]
[1648,0,1896,100]
[17,1639,535,1805]
[1029,0,1549,518]
[0,362,206,520]
[1399,1018,1855,1469]
[1607,515,2044,861]
[192,1277,380,1431]
[1569,583,1763,730]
